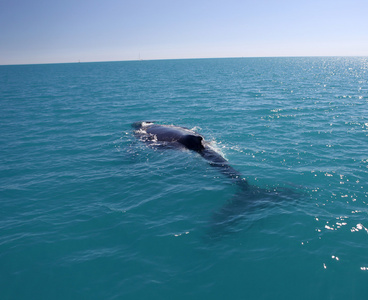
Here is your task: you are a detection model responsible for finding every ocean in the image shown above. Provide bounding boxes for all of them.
[1,57,367,299]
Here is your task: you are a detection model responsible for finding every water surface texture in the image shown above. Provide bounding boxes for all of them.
[1,57,368,299]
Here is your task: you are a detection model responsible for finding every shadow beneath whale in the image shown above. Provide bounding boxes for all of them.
[205,183,302,241]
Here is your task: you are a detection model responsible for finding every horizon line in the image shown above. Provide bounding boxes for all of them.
[1,54,367,67]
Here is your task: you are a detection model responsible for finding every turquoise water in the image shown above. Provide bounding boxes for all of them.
[1,57,367,299]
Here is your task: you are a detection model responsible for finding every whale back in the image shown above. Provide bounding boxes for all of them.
[133,121,248,186]
[140,123,205,151]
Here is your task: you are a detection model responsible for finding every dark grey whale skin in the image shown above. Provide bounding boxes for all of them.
[132,121,248,187]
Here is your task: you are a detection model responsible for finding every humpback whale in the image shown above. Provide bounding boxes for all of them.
[132,121,299,239]
[132,121,247,188]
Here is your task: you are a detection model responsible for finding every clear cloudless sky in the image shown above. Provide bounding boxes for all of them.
[0,0,367,64]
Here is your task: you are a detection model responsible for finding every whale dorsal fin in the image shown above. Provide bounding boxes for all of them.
[178,135,204,151]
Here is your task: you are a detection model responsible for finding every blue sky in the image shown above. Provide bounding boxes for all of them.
[1,0,367,64]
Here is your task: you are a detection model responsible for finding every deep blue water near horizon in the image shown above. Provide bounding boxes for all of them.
[1,57,367,299]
